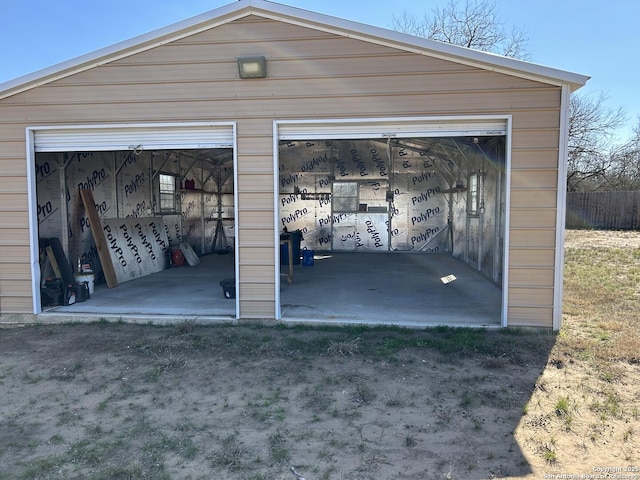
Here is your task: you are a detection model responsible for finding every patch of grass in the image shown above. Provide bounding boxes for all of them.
[48,363,83,382]
[95,398,109,413]
[68,439,108,467]
[480,354,509,369]
[56,409,81,426]
[352,383,376,405]
[374,337,409,357]
[327,337,361,356]
[284,335,333,355]
[18,456,62,480]
[174,319,196,334]
[554,397,570,416]
[267,429,290,464]
[150,433,198,460]
[554,396,574,430]
[320,466,338,480]
[92,463,170,480]
[94,318,111,327]
[561,246,640,365]
[415,327,490,356]
[543,447,557,464]
[403,434,417,448]
[21,371,42,384]
[145,350,186,380]
[299,385,334,414]
[590,392,622,421]
[385,390,405,407]
[212,434,245,470]
[459,392,475,409]
[247,389,289,423]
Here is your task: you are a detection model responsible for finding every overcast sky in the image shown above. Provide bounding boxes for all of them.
[1,0,637,141]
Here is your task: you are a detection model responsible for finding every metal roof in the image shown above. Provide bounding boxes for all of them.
[0,0,589,100]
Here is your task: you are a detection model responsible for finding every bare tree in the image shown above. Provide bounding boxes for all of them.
[392,0,632,192]
[567,92,626,191]
[600,119,640,190]
[391,0,530,60]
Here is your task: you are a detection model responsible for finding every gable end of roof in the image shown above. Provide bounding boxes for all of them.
[0,0,589,101]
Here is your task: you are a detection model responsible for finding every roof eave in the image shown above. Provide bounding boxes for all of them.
[250,0,589,91]
[0,1,253,100]
[0,0,589,101]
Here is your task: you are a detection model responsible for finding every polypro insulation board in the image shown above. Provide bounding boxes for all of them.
[36,152,117,281]
[102,217,170,284]
[278,140,448,252]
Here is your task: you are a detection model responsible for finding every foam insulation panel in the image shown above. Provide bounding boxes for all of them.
[278,139,448,252]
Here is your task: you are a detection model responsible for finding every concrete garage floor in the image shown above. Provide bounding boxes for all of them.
[44,252,237,320]
[43,251,501,327]
[280,252,502,327]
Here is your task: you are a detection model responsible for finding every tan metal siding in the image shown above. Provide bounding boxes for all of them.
[0,15,564,326]
[509,229,556,248]
[509,286,554,306]
[0,279,32,296]
[240,247,275,265]
[510,210,557,229]
[511,150,561,170]
[0,211,29,229]
[509,248,555,267]
[510,170,558,190]
[510,190,557,209]
[0,229,30,246]
[1,90,561,115]
[0,262,32,280]
[509,267,555,286]
[236,124,277,318]
[21,75,549,104]
[0,296,33,315]
[0,194,28,212]
[0,127,31,314]
[508,306,554,327]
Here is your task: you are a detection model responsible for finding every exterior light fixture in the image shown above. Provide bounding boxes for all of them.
[237,56,266,78]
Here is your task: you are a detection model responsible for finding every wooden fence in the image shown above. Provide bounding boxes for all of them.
[566,191,640,230]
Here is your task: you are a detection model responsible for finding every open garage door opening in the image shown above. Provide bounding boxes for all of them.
[277,131,507,327]
[32,125,237,319]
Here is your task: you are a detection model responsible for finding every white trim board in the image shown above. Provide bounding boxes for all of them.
[26,121,238,316]
[274,115,511,326]
[553,85,571,331]
[32,123,234,152]
[277,117,507,140]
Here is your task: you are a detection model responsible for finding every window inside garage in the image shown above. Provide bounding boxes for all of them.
[278,135,506,283]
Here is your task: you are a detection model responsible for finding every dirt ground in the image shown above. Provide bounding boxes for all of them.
[0,230,638,480]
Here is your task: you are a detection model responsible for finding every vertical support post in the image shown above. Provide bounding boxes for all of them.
[200,157,206,255]
[149,152,155,215]
[59,155,70,266]
[113,152,119,218]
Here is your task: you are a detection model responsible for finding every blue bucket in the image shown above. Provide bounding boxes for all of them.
[302,249,314,266]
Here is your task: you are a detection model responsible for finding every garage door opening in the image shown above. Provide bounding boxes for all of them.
[31,124,237,319]
[277,128,507,326]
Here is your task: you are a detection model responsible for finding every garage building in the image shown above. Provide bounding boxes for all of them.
[0,0,588,329]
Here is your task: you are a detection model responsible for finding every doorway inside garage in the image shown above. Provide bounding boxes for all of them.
[30,124,237,319]
[276,119,508,326]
